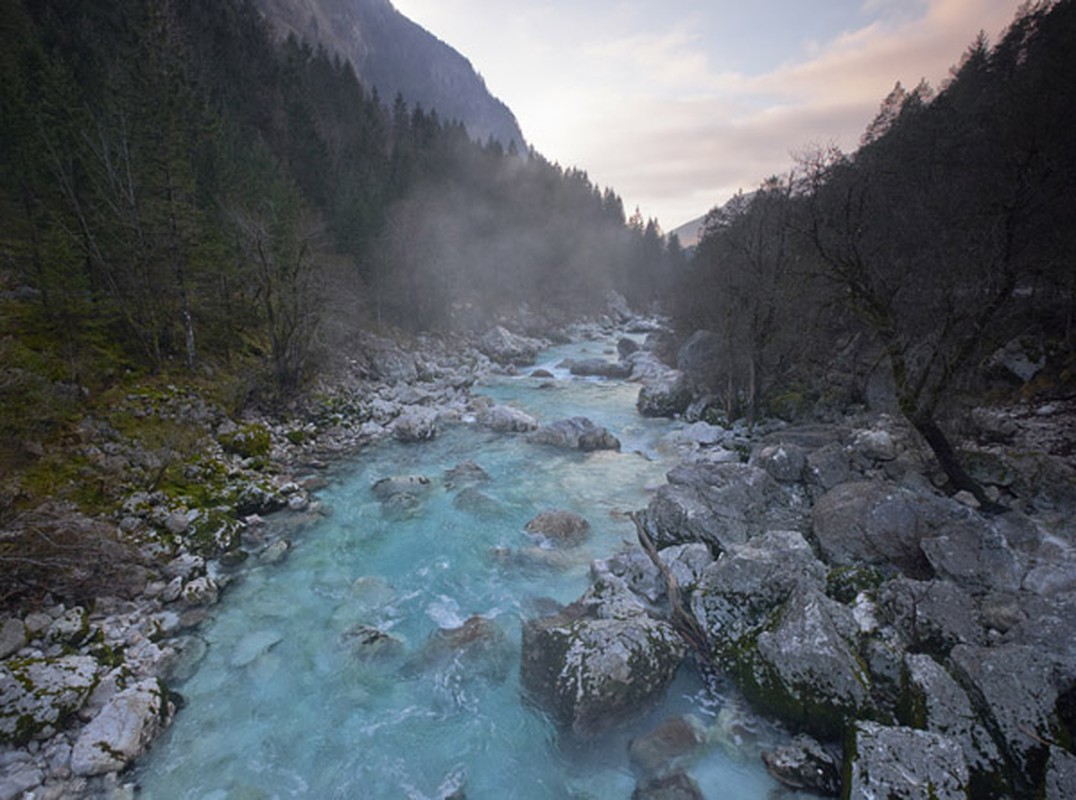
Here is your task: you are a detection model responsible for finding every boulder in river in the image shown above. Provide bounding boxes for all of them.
[636,372,692,418]
[524,509,590,547]
[411,615,512,683]
[628,714,708,778]
[479,326,541,367]
[760,734,842,796]
[631,769,704,800]
[564,358,633,379]
[521,577,686,738]
[477,404,538,433]
[393,410,437,443]
[528,417,620,452]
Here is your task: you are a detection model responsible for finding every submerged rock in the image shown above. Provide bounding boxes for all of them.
[341,624,405,663]
[524,510,590,547]
[443,460,491,488]
[406,616,512,684]
[628,715,707,778]
[760,734,841,796]
[631,769,704,800]
[371,474,432,500]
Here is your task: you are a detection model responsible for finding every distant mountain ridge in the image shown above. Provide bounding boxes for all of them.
[257,0,525,147]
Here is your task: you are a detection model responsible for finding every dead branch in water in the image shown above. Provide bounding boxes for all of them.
[630,511,717,680]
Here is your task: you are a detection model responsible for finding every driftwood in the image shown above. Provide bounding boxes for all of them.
[630,511,718,683]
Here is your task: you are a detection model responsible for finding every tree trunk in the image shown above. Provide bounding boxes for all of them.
[911,415,1007,514]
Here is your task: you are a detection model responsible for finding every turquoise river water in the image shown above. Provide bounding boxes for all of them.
[133,336,790,799]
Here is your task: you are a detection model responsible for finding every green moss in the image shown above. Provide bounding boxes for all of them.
[827,566,886,605]
[285,428,309,445]
[767,390,809,422]
[218,424,272,459]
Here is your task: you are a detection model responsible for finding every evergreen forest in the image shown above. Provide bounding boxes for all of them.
[0,0,678,463]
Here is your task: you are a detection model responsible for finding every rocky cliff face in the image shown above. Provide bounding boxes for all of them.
[257,0,525,147]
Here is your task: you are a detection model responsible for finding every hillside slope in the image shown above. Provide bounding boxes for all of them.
[258,0,525,147]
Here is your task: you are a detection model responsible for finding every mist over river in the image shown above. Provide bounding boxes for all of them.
[134,336,788,799]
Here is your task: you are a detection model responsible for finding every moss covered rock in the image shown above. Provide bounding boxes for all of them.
[0,655,98,745]
[521,579,686,739]
[218,424,272,459]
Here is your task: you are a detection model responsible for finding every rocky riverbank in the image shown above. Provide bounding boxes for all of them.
[3,309,1072,799]
[519,339,1076,798]
[0,313,621,799]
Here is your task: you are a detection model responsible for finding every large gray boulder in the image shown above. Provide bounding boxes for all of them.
[528,417,620,452]
[919,520,1025,595]
[734,588,877,739]
[0,656,98,745]
[0,618,26,660]
[847,721,969,800]
[1044,746,1076,800]
[565,358,632,379]
[479,326,541,367]
[636,371,692,418]
[71,678,170,776]
[676,330,723,393]
[811,481,969,578]
[520,577,686,739]
[593,543,714,609]
[692,530,827,648]
[749,442,807,484]
[877,579,984,656]
[364,335,418,384]
[950,643,1066,791]
[628,715,708,778]
[477,404,538,433]
[901,653,1006,794]
[392,410,437,443]
[638,463,800,552]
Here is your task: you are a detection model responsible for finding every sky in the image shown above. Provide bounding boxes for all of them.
[389,0,1026,232]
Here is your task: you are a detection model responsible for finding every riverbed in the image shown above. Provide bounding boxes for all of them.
[133,336,787,798]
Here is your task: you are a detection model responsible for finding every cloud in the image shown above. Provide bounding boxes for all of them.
[393,0,1024,228]
[552,0,1023,227]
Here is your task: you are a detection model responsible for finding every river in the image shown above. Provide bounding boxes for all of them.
[133,334,787,798]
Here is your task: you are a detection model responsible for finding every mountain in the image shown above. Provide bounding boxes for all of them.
[257,0,525,148]
[669,215,705,250]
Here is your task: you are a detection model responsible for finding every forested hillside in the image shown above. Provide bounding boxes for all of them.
[257,0,526,148]
[674,0,1075,506]
[0,0,677,476]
